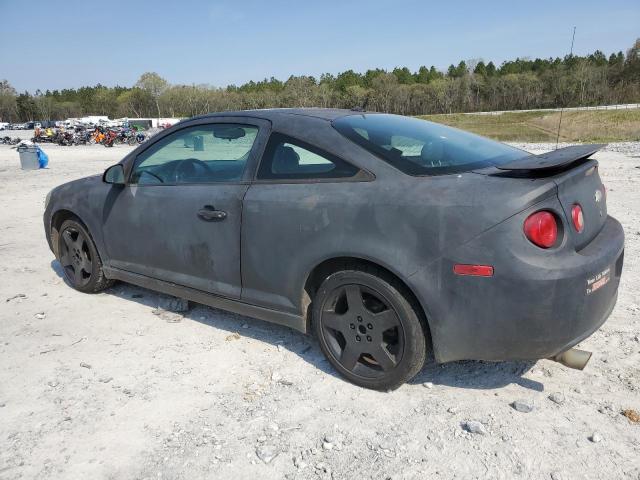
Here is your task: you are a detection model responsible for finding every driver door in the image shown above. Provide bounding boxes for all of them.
[101,120,267,299]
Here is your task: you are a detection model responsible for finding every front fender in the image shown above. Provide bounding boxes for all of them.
[44,175,112,262]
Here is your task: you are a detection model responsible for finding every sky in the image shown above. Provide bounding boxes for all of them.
[0,0,638,93]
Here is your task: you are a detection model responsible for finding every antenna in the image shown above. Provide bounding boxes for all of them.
[555,26,576,149]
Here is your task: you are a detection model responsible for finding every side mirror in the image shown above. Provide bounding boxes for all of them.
[103,164,125,185]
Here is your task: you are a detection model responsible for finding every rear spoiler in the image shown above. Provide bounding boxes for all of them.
[497,144,605,172]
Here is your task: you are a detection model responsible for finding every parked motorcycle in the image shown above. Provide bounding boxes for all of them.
[56,131,76,146]
[73,130,91,145]
[90,128,106,145]
[1,136,21,145]
[103,129,118,147]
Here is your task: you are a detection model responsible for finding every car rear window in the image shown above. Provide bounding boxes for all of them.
[332,114,529,175]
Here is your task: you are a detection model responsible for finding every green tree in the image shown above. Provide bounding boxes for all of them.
[474,61,487,77]
[392,67,414,84]
[0,79,17,122]
[624,38,640,82]
[135,72,169,118]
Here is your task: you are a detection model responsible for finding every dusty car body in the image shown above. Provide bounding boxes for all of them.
[44,108,625,389]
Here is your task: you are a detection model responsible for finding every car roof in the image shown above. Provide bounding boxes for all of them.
[189,108,374,122]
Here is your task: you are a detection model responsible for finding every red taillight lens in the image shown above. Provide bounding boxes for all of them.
[571,204,584,233]
[523,211,558,248]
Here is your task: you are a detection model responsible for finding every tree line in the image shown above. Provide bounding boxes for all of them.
[1,39,639,122]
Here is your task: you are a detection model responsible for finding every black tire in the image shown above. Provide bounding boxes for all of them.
[57,219,114,293]
[312,267,427,390]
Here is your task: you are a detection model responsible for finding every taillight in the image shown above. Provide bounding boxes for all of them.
[571,204,584,233]
[524,211,558,248]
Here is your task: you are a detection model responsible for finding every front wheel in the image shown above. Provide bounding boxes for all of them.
[312,268,427,390]
[57,219,114,293]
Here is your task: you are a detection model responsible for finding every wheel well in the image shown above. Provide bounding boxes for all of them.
[50,210,84,256]
[303,257,432,347]
[51,209,82,233]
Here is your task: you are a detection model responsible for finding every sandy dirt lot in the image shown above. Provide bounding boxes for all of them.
[0,139,639,480]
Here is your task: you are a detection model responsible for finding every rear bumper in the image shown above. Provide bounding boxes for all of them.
[412,215,625,363]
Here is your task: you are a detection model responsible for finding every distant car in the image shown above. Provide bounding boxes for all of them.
[43,109,624,390]
[0,122,8,131]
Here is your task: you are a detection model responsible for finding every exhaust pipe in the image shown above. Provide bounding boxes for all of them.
[549,348,592,370]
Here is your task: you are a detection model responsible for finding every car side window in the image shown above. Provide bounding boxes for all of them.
[257,132,359,180]
[130,124,258,185]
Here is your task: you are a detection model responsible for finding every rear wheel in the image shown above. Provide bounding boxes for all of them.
[57,219,113,293]
[313,268,427,390]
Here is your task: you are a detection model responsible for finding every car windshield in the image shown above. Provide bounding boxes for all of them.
[332,114,529,175]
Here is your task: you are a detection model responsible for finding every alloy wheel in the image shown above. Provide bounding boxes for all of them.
[320,283,404,378]
[59,227,93,287]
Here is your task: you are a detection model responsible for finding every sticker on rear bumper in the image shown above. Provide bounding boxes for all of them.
[586,267,611,295]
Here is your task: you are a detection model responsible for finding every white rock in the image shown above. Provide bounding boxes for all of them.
[293,457,307,469]
[255,445,278,463]
[423,382,434,389]
[461,421,487,435]
[589,432,602,443]
[324,434,338,444]
[511,399,534,413]
[548,392,565,405]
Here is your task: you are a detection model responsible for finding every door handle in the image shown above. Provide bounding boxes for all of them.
[197,206,227,221]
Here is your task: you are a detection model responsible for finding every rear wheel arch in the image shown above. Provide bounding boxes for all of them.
[303,256,432,349]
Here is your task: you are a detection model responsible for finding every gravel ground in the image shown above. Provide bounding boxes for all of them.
[0,141,639,480]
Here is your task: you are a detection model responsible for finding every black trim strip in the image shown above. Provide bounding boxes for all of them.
[103,267,307,333]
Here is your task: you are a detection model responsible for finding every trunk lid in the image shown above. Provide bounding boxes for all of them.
[478,145,608,250]
[554,160,607,250]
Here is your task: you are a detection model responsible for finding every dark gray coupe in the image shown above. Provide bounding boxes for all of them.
[44,109,624,390]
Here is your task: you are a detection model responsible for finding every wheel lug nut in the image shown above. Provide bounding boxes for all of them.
[350,324,355,329]
[366,336,372,342]
[357,316,362,322]
[367,323,373,329]
[355,335,361,342]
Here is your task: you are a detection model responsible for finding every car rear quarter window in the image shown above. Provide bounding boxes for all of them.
[130,124,258,185]
[333,114,529,175]
[256,132,359,180]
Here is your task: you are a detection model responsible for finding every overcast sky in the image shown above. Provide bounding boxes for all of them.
[1,0,638,93]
